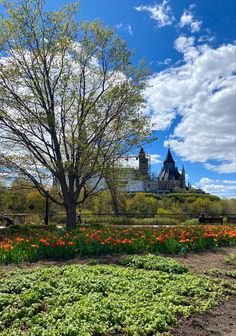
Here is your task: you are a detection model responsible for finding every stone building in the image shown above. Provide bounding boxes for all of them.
[138,147,149,179]
[155,148,186,192]
[123,147,187,193]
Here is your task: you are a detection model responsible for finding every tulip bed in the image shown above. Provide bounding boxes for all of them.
[0,255,235,336]
[0,225,235,264]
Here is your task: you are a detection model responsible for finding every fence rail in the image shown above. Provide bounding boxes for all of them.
[2,211,236,219]
[1,212,236,226]
[79,212,236,218]
[75,212,236,219]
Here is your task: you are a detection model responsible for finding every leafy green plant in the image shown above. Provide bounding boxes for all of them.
[205,268,236,280]
[224,253,236,266]
[0,263,235,335]
[121,254,188,273]
[183,218,199,226]
[226,270,236,279]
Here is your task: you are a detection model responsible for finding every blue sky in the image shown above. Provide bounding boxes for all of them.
[0,0,235,198]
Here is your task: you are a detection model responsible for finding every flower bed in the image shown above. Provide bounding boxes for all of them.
[0,258,235,335]
[0,225,235,264]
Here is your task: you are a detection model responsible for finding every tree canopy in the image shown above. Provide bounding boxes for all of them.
[0,0,152,228]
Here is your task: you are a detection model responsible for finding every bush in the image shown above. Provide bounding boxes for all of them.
[82,216,180,226]
[153,216,180,226]
[126,193,158,216]
[51,213,66,224]
[183,218,199,226]
[25,213,42,225]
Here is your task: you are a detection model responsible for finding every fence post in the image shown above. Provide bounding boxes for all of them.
[44,194,49,225]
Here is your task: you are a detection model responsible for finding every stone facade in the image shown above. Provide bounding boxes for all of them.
[123,148,187,193]
[156,148,186,192]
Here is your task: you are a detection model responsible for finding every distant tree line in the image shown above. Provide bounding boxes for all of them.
[1,180,235,223]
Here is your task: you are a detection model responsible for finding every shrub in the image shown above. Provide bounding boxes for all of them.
[183,218,199,226]
[126,193,158,216]
[82,216,180,226]
[51,213,66,224]
[25,213,42,225]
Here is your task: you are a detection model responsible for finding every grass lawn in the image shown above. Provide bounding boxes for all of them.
[0,255,235,336]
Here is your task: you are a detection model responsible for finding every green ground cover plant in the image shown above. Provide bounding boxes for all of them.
[226,270,236,278]
[205,268,236,280]
[121,254,188,274]
[0,259,235,336]
[224,253,236,265]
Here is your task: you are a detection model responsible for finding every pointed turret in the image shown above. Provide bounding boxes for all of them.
[164,148,175,164]
[158,147,181,182]
[180,165,186,189]
[138,148,149,179]
[163,147,175,171]
[139,147,146,159]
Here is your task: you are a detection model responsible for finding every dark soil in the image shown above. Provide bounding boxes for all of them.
[172,246,236,274]
[170,295,236,336]
[171,247,236,336]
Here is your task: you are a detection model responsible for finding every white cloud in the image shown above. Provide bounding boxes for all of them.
[185,173,190,182]
[144,43,236,173]
[135,0,175,28]
[116,23,133,35]
[150,154,162,164]
[198,34,215,43]
[196,178,236,198]
[189,4,196,10]
[174,35,209,62]
[221,180,236,184]
[174,35,195,53]
[127,25,133,36]
[205,162,236,174]
[157,58,172,66]
[118,157,139,169]
[179,9,202,33]
[118,153,162,169]
[198,177,214,185]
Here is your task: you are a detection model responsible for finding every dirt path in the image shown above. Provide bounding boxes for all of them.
[172,246,236,274]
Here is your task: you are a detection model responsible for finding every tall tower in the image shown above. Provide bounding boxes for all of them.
[138,148,149,179]
[180,165,186,189]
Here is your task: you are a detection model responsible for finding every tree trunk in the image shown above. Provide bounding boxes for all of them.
[110,187,120,216]
[65,202,77,230]
[44,195,49,225]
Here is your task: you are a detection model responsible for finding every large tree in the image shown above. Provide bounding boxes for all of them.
[0,0,152,229]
